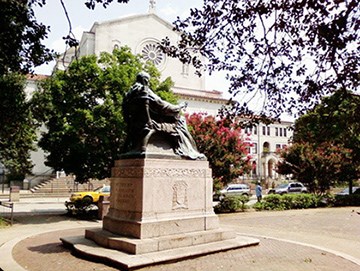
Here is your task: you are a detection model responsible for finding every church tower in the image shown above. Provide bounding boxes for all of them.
[148,0,156,14]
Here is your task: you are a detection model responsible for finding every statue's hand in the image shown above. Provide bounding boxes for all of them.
[179,102,188,109]
[145,121,153,130]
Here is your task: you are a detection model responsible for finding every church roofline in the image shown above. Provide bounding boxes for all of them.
[173,87,229,104]
[90,13,175,33]
[26,74,49,81]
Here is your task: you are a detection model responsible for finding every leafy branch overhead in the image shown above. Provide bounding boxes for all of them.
[0,0,54,74]
[160,0,359,120]
[84,0,129,9]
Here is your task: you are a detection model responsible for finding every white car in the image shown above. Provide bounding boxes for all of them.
[216,184,251,200]
[268,182,308,195]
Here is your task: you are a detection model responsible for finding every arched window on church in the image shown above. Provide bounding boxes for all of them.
[182,63,189,76]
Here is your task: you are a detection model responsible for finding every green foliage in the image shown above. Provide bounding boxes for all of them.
[0,73,37,176]
[334,195,360,207]
[186,113,252,188]
[277,142,353,194]
[253,194,321,211]
[320,193,336,207]
[31,47,176,183]
[278,90,360,194]
[0,217,10,228]
[65,199,97,216]
[0,1,53,74]
[214,195,249,213]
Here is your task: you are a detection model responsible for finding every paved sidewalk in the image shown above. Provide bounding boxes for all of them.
[0,196,68,216]
[1,198,359,271]
[220,207,360,264]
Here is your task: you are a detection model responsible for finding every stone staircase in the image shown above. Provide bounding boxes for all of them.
[30,176,110,196]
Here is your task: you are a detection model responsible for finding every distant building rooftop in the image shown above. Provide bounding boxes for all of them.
[173,87,229,104]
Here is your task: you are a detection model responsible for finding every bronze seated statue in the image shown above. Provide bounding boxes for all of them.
[121,72,205,160]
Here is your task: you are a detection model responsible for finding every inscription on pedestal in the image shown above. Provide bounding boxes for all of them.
[113,182,135,205]
[118,182,135,204]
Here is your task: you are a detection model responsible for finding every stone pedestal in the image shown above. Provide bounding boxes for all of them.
[63,158,259,269]
[105,159,217,236]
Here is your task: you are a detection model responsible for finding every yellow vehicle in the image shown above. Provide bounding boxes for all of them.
[68,185,110,205]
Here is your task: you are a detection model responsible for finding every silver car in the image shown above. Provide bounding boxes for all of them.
[217,184,251,200]
[335,187,360,196]
[268,182,308,195]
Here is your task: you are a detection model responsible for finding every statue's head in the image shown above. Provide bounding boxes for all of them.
[136,71,150,86]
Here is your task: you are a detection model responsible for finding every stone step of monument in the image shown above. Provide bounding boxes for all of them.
[61,233,260,270]
[85,227,237,255]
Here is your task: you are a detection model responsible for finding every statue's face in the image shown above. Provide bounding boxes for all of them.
[137,72,150,86]
[143,77,149,85]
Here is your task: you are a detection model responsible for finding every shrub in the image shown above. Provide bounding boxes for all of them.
[65,198,98,216]
[214,195,249,213]
[253,193,322,211]
[260,194,287,211]
[316,193,336,207]
[334,194,360,206]
[0,217,10,228]
[292,194,318,209]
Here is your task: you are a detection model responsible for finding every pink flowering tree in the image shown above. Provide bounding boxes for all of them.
[186,113,252,190]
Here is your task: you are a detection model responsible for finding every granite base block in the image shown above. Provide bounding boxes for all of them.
[85,227,236,255]
[61,234,260,270]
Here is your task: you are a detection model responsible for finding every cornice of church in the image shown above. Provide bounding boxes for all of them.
[179,95,229,104]
[26,74,49,81]
[90,13,174,33]
[173,87,229,104]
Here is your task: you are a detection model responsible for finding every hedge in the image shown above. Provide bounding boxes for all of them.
[253,194,323,211]
[214,195,250,213]
[334,194,360,206]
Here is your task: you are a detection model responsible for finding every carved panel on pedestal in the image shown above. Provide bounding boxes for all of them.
[172,181,188,210]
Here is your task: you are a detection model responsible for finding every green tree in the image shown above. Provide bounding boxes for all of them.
[31,47,176,183]
[0,0,53,74]
[277,142,353,194]
[0,1,54,179]
[186,113,252,189]
[277,89,360,193]
[0,73,37,178]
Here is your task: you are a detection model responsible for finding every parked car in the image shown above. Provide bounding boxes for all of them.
[68,185,110,204]
[268,182,307,195]
[214,184,251,200]
[335,187,360,196]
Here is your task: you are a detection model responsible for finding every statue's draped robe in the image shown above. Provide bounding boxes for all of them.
[123,83,204,160]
